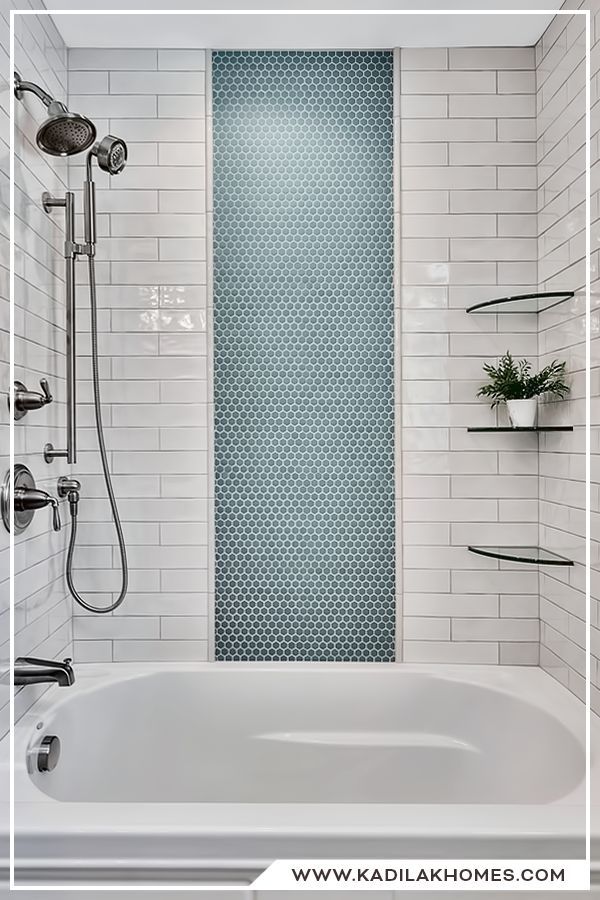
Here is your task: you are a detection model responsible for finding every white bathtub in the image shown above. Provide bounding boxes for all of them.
[2,662,595,887]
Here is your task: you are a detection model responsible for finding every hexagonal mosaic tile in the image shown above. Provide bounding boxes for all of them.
[213,51,395,661]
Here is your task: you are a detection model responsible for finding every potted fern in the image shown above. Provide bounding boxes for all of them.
[477,352,569,428]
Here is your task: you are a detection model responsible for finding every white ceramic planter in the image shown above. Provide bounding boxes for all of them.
[506,397,538,428]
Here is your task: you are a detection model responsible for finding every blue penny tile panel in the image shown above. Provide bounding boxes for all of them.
[213,51,395,661]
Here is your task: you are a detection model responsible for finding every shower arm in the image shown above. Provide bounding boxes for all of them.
[14,72,53,107]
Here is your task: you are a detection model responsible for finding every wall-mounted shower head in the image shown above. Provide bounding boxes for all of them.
[92,135,128,175]
[14,72,96,157]
[37,101,97,157]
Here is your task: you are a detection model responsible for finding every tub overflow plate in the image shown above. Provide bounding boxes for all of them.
[37,735,60,773]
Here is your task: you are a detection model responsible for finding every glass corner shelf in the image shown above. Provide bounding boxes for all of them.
[466,291,574,314]
[468,545,574,566]
[467,426,573,433]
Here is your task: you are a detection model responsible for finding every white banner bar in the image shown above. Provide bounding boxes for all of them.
[251,859,590,892]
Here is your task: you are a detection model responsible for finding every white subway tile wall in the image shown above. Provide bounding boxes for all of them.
[67,49,211,662]
[0,0,73,737]
[536,3,597,707]
[1,13,594,681]
[399,46,541,664]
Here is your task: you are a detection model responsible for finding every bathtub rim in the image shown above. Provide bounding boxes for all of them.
[9,658,592,739]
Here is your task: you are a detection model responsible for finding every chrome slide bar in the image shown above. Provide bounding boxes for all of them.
[42,190,77,465]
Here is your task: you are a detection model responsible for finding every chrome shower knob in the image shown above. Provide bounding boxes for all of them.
[14,486,61,532]
[1,465,61,533]
[12,378,53,420]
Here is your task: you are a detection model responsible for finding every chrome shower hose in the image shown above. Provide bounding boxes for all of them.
[65,255,128,613]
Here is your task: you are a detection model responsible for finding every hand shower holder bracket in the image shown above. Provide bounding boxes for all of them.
[67,241,94,258]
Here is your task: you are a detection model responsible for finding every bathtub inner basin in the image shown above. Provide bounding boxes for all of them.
[26,666,584,805]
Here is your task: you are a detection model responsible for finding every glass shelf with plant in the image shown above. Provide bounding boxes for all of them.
[477,351,570,428]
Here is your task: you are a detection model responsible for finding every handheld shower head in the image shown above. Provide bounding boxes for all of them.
[92,135,128,175]
[83,135,128,249]
[14,72,96,157]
